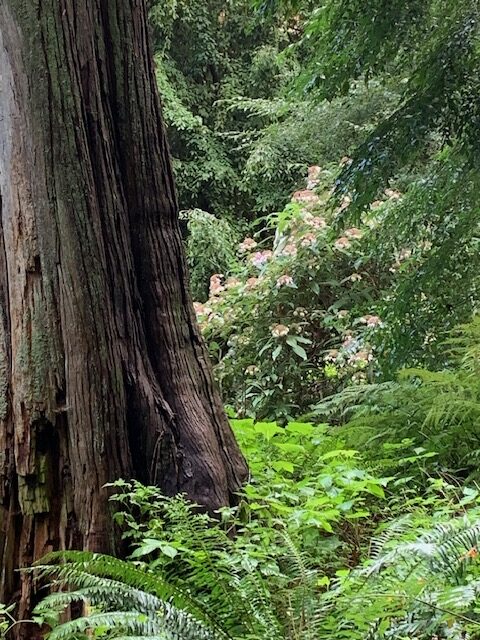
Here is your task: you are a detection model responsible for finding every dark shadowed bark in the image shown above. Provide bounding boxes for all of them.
[0,0,247,628]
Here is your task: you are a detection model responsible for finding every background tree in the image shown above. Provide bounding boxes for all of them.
[258,0,480,373]
[148,0,285,216]
[0,0,247,623]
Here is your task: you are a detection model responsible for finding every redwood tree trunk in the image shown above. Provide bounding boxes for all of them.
[0,0,247,624]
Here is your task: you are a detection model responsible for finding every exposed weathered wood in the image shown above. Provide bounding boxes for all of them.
[0,1,247,630]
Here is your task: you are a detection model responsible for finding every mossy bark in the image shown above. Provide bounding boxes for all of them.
[0,1,247,632]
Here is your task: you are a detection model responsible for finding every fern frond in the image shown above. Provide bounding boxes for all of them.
[35,552,208,622]
[34,580,162,615]
[46,612,161,640]
[230,572,283,640]
[363,519,480,580]
[368,515,414,560]
[33,552,233,640]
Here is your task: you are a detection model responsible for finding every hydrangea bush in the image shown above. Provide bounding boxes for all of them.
[193,165,398,420]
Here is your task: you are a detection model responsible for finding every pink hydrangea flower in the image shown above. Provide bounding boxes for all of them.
[245,277,259,290]
[209,274,225,296]
[292,190,320,207]
[324,349,339,362]
[307,165,322,189]
[281,243,298,257]
[226,277,241,289]
[335,236,351,250]
[301,233,317,247]
[194,302,212,319]
[385,188,401,200]
[271,324,289,338]
[342,336,356,349]
[238,237,257,252]
[251,250,273,268]
[311,216,327,230]
[338,195,352,212]
[349,349,373,363]
[276,274,294,288]
[360,314,382,328]
[193,302,205,316]
[344,227,363,240]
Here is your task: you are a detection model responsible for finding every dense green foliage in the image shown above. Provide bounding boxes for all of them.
[282,0,480,207]
[148,0,291,216]
[29,324,480,637]
[194,167,389,420]
[180,0,480,410]
[148,0,399,217]
[315,317,480,475]
[33,385,480,638]
[181,209,242,301]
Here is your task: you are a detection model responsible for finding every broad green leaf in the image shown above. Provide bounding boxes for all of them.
[254,422,282,440]
[274,442,306,454]
[272,344,283,361]
[272,460,295,473]
[285,422,314,436]
[365,483,385,498]
[286,336,308,360]
[131,539,178,559]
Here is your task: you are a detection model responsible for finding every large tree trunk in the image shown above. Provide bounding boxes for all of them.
[0,0,247,626]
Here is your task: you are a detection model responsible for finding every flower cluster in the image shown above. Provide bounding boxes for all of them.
[209,274,224,297]
[276,274,294,288]
[271,324,290,338]
[250,250,273,269]
[238,237,257,252]
[191,164,387,419]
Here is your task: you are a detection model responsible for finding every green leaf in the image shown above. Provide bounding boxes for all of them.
[272,460,295,473]
[272,344,283,361]
[317,576,331,587]
[131,539,178,559]
[285,422,314,436]
[365,483,385,499]
[320,449,358,460]
[274,442,306,454]
[285,336,308,360]
[254,422,282,440]
[294,336,313,345]
[346,510,370,519]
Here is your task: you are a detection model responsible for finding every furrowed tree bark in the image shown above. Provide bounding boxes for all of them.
[0,0,247,628]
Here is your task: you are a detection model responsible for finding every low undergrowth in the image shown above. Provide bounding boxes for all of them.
[30,375,480,639]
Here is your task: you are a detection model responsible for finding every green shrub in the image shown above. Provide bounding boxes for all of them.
[148,0,290,217]
[194,167,397,420]
[33,418,391,639]
[232,81,399,213]
[33,419,480,640]
[314,317,480,478]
